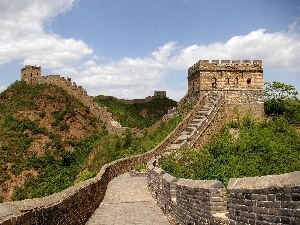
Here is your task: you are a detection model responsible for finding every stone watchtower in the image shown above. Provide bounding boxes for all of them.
[21,65,41,82]
[187,60,264,118]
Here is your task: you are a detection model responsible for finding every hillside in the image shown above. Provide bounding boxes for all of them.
[160,82,300,186]
[94,96,177,129]
[0,81,105,202]
[0,81,180,202]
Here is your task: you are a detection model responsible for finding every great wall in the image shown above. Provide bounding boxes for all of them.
[0,60,299,224]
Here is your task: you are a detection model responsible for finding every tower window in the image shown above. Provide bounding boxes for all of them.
[235,77,238,84]
[31,73,32,77]
[212,78,217,88]
[225,78,229,84]
[247,78,251,84]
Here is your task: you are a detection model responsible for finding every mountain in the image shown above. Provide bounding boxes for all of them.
[0,81,178,202]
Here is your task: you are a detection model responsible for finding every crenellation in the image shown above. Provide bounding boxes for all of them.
[186,59,264,119]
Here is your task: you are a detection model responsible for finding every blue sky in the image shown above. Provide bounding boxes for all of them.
[0,0,300,100]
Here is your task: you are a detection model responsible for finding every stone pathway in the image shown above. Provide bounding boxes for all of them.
[86,173,170,225]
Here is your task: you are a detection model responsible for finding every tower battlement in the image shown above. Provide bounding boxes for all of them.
[187,60,263,93]
[188,60,262,76]
[185,59,264,118]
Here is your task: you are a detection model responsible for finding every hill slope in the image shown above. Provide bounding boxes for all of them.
[0,81,180,202]
[0,81,105,202]
[94,96,177,129]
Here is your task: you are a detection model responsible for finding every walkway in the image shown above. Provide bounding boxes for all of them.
[86,173,170,225]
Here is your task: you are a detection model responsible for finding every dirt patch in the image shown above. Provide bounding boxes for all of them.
[1,169,38,202]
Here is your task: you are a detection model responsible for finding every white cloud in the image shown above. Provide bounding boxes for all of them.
[76,27,300,100]
[0,0,92,68]
[0,0,299,100]
[0,86,6,93]
[167,28,300,73]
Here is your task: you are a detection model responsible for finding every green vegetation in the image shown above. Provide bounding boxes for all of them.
[265,81,300,125]
[160,116,300,186]
[94,97,177,129]
[87,115,183,173]
[12,132,104,200]
[135,164,146,172]
[160,82,300,186]
[13,114,182,200]
[0,81,181,202]
[0,81,104,201]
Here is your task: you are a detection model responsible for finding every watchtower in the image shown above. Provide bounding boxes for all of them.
[154,91,167,98]
[21,65,41,81]
[187,60,264,118]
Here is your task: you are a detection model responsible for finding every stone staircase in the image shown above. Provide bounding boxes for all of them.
[166,92,224,150]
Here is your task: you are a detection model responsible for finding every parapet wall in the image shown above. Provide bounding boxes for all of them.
[188,60,263,75]
[228,172,300,224]
[147,157,300,225]
[147,157,228,225]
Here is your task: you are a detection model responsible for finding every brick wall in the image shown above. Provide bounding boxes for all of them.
[147,157,300,225]
[147,157,228,225]
[227,172,300,224]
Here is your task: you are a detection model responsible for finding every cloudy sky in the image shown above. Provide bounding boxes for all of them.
[0,0,300,100]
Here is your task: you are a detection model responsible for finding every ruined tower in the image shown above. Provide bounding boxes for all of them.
[21,65,41,82]
[187,60,264,118]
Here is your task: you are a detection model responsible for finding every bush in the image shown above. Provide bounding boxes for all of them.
[160,117,300,186]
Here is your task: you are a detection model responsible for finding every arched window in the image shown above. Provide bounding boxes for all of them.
[30,73,32,77]
[247,78,251,84]
[225,78,229,84]
[212,77,217,88]
[235,77,238,84]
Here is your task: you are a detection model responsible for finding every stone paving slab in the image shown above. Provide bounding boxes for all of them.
[85,173,170,225]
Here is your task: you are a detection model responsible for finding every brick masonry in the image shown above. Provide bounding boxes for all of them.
[147,157,300,225]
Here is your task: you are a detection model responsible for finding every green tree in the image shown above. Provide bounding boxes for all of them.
[264,81,298,118]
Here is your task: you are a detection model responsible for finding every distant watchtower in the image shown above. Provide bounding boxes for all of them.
[154,91,167,99]
[21,65,41,82]
[187,60,264,118]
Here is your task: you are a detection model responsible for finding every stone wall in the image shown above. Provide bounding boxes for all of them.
[187,60,264,119]
[228,172,300,224]
[147,157,300,225]
[147,157,229,225]
[188,60,263,92]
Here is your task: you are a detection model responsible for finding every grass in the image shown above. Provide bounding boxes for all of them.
[0,81,181,201]
[159,116,300,186]
[94,96,177,129]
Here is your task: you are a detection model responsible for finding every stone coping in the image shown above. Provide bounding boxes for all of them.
[227,171,300,190]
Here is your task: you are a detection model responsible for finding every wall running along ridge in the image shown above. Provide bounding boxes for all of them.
[21,67,138,135]
[147,157,300,225]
